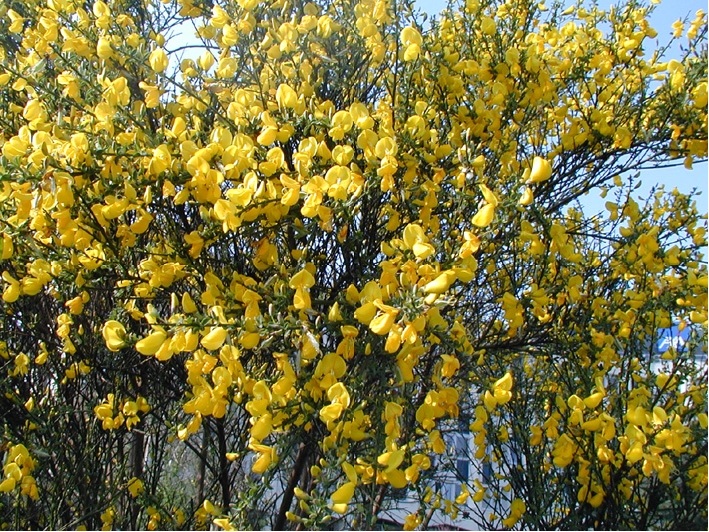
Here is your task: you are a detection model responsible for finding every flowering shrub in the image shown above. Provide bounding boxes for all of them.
[0,0,706,529]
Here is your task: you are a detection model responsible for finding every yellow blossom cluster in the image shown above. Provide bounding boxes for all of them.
[0,0,706,530]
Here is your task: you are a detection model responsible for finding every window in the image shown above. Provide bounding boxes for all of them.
[456,458,469,483]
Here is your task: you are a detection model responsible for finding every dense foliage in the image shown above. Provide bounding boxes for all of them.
[0,0,706,529]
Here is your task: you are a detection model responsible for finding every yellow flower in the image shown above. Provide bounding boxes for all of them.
[289,268,315,290]
[135,330,167,356]
[257,127,278,146]
[369,311,396,335]
[102,320,127,352]
[149,145,172,175]
[289,269,316,308]
[130,210,154,234]
[494,371,513,391]
[493,371,513,405]
[221,24,238,46]
[378,447,405,473]
[423,271,456,294]
[479,184,499,207]
[149,48,169,73]
[251,413,272,441]
[276,83,298,109]
[239,331,260,349]
[251,445,276,473]
[237,0,260,11]
[412,241,435,260]
[552,434,576,467]
[127,477,144,498]
[6,9,24,33]
[328,302,343,321]
[201,327,228,351]
[214,517,237,531]
[400,26,422,47]
[22,100,44,122]
[182,292,198,313]
[331,481,355,505]
[404,513,422,530]
[20,476,38,500]
[527,156,552,184]
[502,498,526,527]
[319,382,351,422]
[518,186,534,205]
[471,203,495,228]
[0,478,16,493]
[583,391,604,409]
[440,354,460,378]
[480,16,496,36]
[2,271,20,303]
[97,37,113,59]
[416,403,435,430]
[1,234,13,260]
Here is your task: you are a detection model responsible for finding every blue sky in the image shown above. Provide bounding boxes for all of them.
[414,0,708,219]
